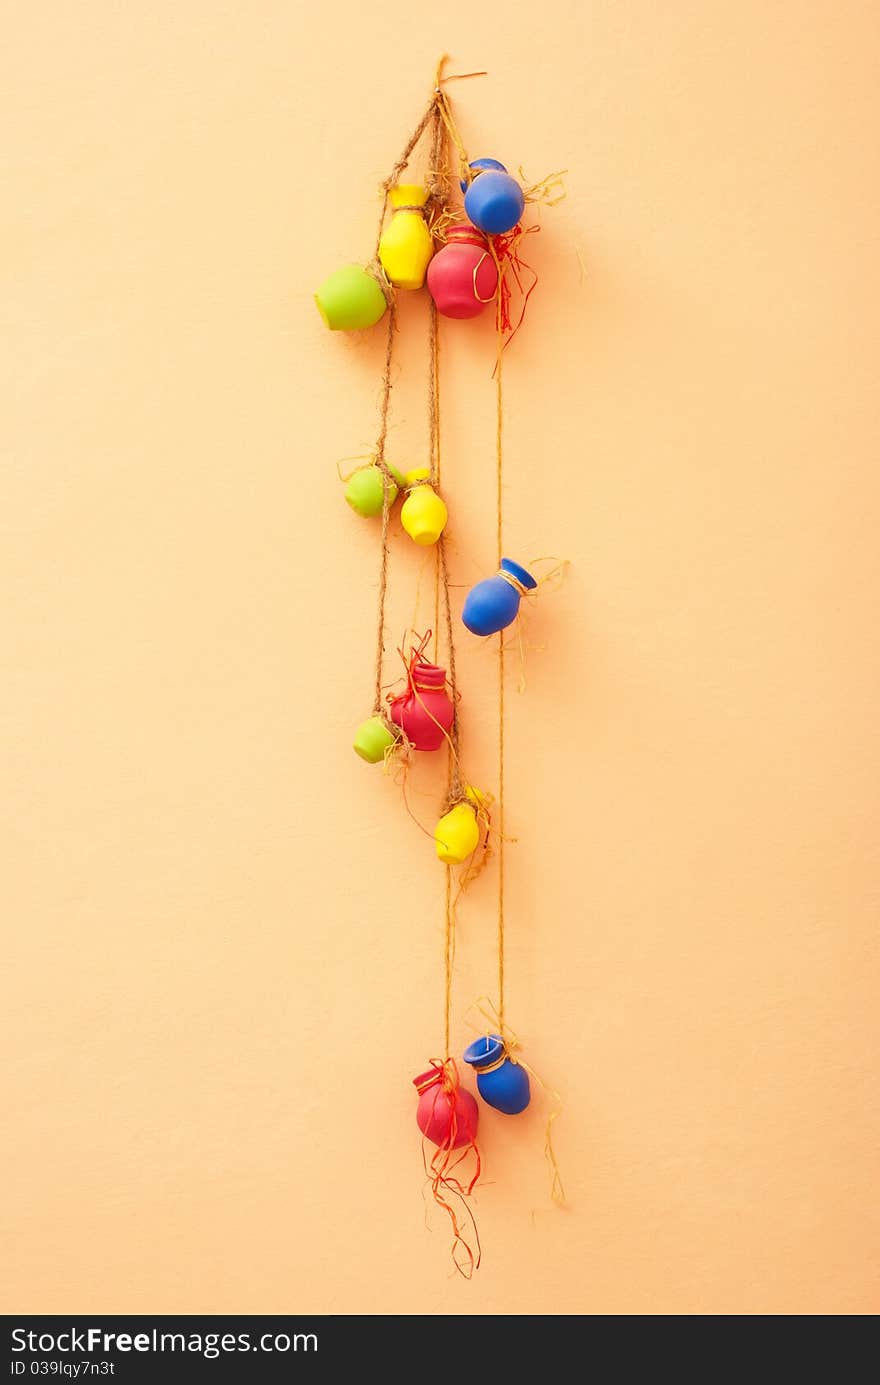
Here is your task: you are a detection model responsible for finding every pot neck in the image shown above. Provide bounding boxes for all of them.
[409,661,446,691]
[463,1034,506,1072]
[445,224,489,250]
[389,184,428,212]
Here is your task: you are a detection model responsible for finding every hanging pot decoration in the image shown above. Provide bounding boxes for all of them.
[352,714,400,764]
[314,264,388,331]
[343,462,405,518]
[462,557,538,636]
[462,158,525,235]
[434,802,480,865]
[322,58,565,1277]
[400,468,448,546]
[427,224,498,319]
[414,1062,479,1148]
[388,656,455,752]
[378,185,435,290]
[434,787,487,865]
[463,1034,531,1115]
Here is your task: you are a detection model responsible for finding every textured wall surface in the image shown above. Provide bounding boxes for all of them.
[3,1,879,1314]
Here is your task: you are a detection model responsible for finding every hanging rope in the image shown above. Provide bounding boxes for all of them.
[370,62,477,716]
[494,260,507,1029]
[372,304,397,716]
[357,61,565,1270]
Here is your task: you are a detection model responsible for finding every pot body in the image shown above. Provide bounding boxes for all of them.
[344,464,402,518]
[463,1035,531,1115]
[389,662,454,751]
[400,483,447,545]
[434,802,480,865]
[352,715,398,764]
[427,226,498,319]
[378,185,434,290]
[314,264,388,331]
[462,574,520,636]
[414,1070,479,1149]
[463,161,525,236]
[462,557,537,636]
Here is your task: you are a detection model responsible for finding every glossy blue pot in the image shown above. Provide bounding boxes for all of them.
[462,159,525,236]
[463,1034,531,1115]
[462,557,537,637]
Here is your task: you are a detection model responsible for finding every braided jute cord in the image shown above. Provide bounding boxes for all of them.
[371,301,397,716]
[373,56,481,258]
[490,233,508,1031]
[364,60,563,1223]
[425,93,464,1053]
[370,57,480,720]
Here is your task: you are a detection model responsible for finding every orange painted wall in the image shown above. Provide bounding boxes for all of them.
[3,2,879,1315]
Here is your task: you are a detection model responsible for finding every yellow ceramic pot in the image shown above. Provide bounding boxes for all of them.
[378,185,434,291]
[400,468,447,546]
[435,801,481,865]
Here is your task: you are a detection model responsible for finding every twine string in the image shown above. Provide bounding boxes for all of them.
[374,55,480,258]
[364,65,565,1257]
[374,104,438,257]
[465,999,566,1206]
[428,97,444,662]
[367,64,494,1274]
[497,568,529,598]
[494,258,507,1030]
[419,1059,482,1276]
[444,867,453,1054]
[370,68,454,717]
[433,54,480,185]
[372,301,398,715]
[424,90,467,1055]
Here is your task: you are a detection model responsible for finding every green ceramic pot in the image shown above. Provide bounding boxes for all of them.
[353,715,398,764]
[315,265,388,331]
[344,463,405,518]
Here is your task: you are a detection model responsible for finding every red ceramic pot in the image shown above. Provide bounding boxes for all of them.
[426,225,498,320]
[389,662,454,752]
[414,1067,479,1149]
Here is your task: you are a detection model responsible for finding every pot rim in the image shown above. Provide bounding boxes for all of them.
[500,557,538,590]
[463,1034,505,1069]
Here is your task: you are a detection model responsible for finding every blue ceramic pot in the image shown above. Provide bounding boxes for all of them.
[463,1034,531,1115]
[459,157,507,191]
[462,159,525,236]
[462,557,537,637]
